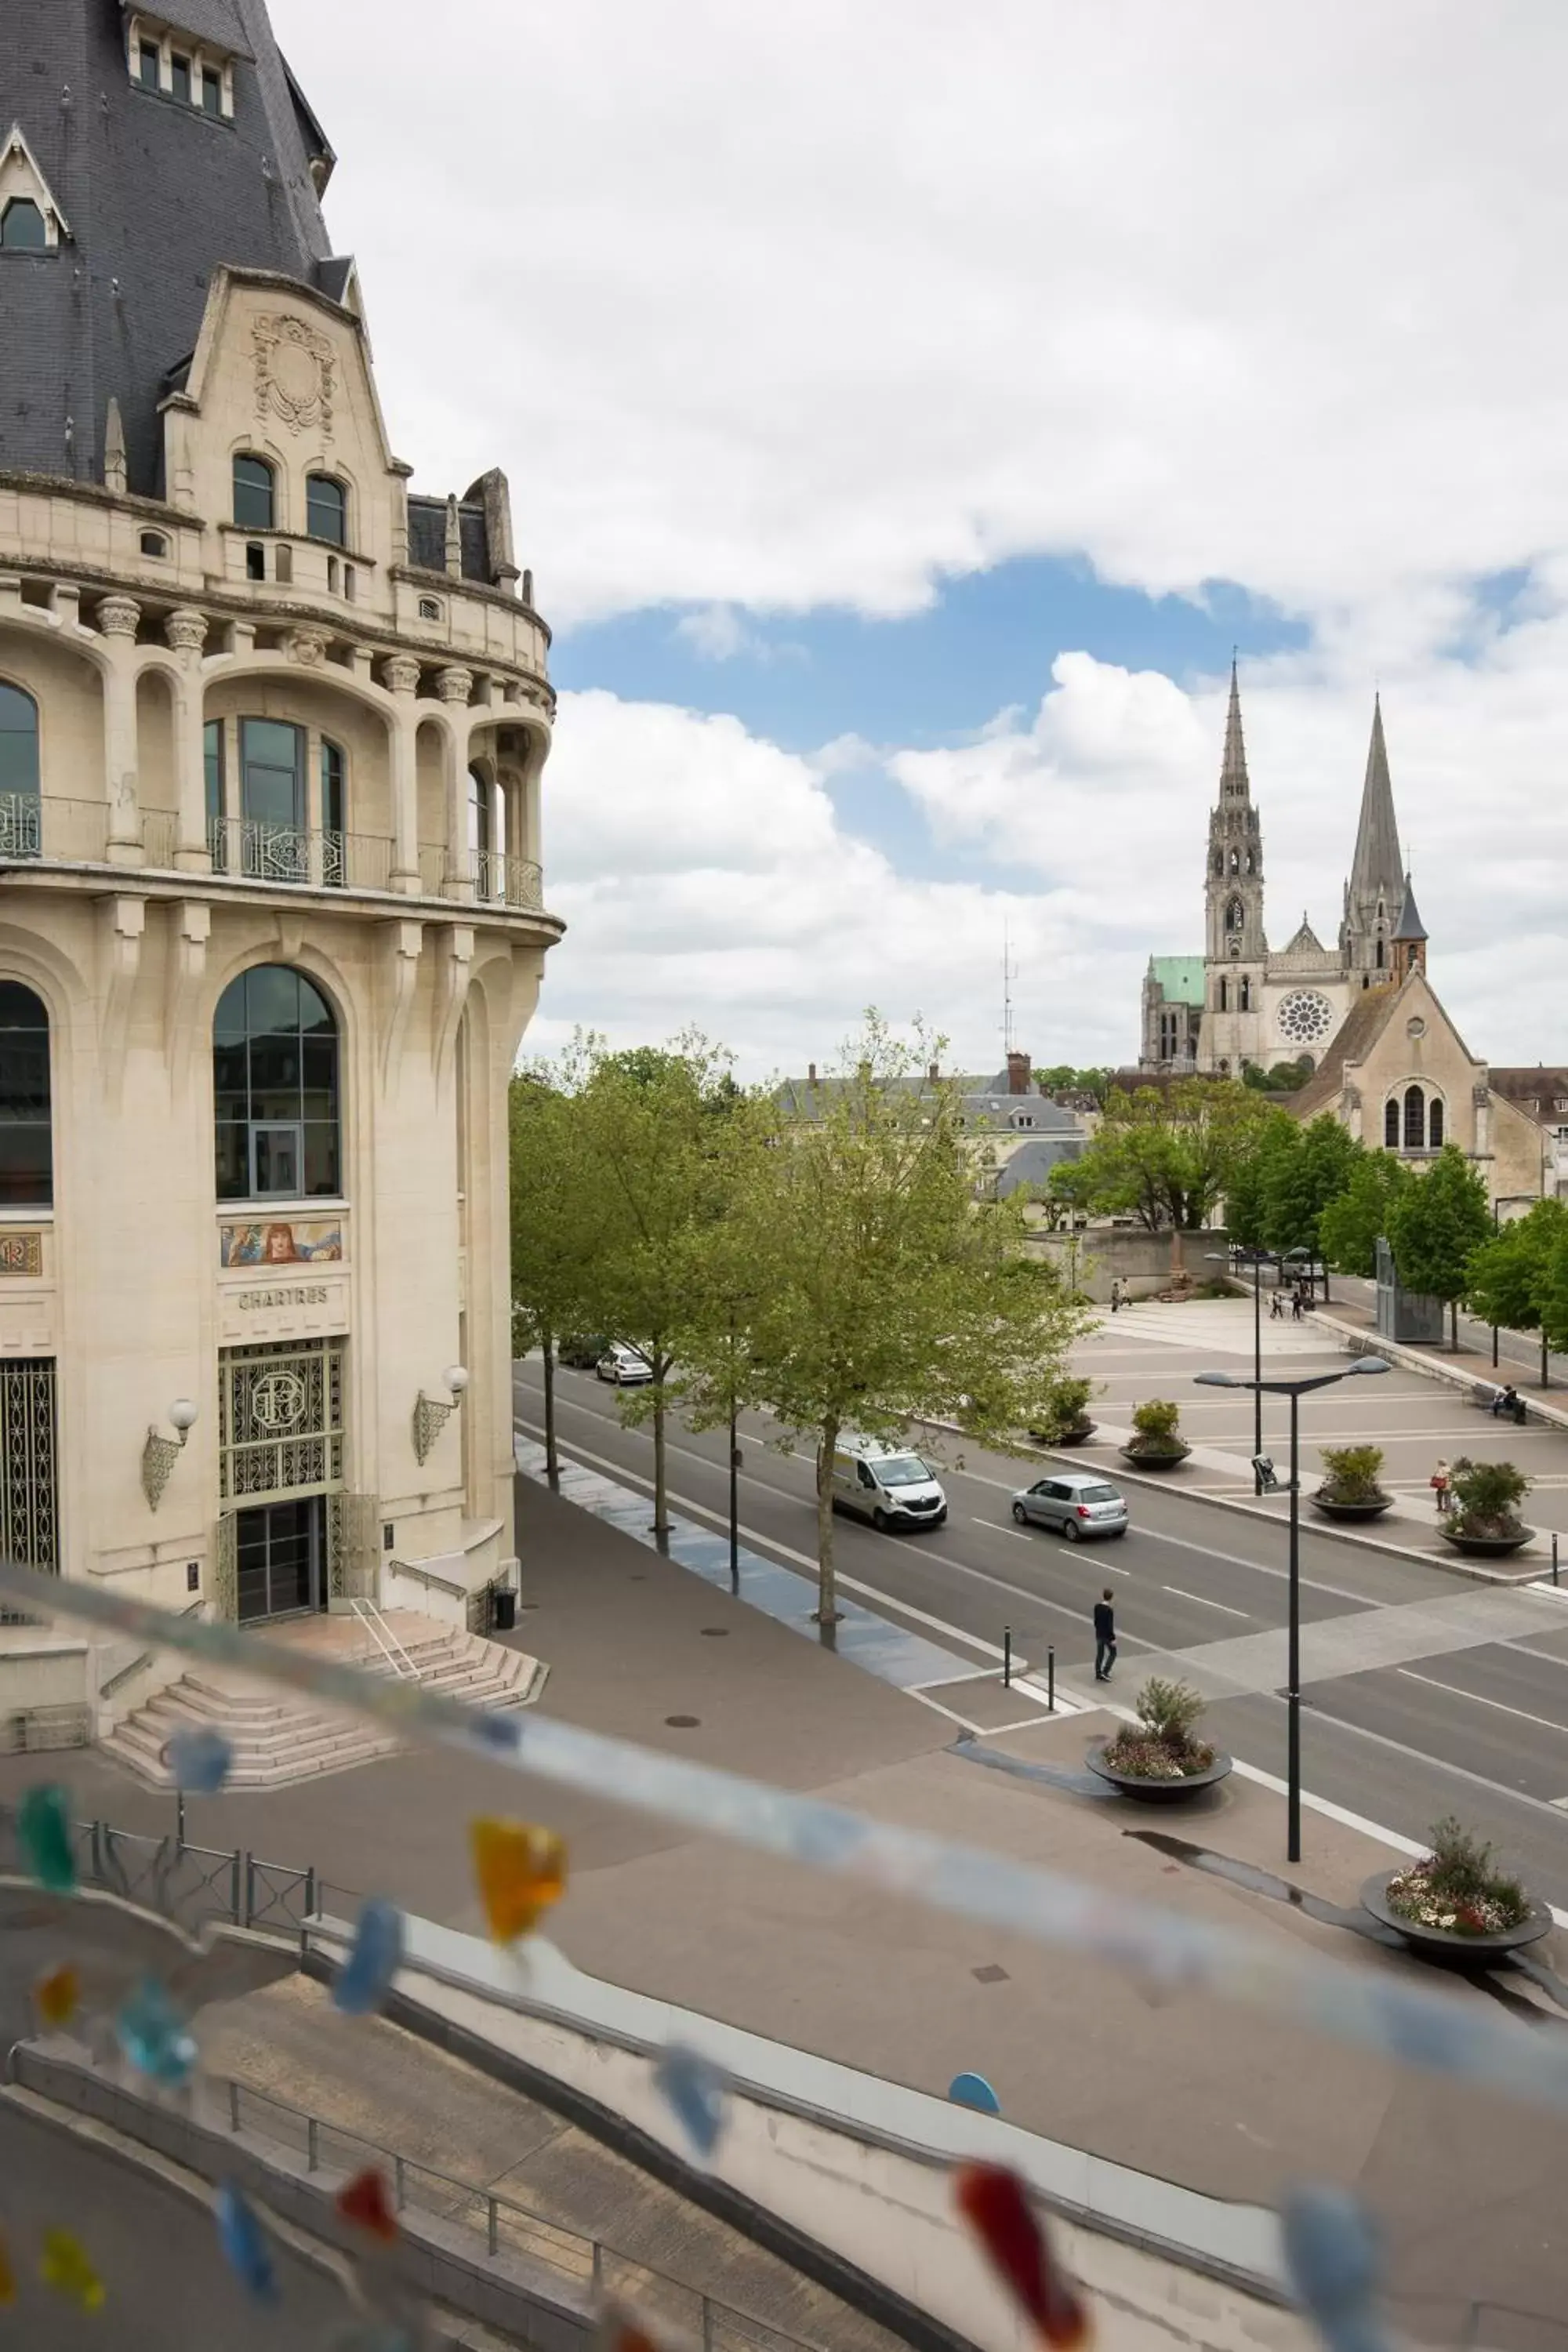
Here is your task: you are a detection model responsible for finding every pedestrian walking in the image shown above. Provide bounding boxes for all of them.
[1269,1290,1284,1321]
[1093,1588,1117,1682]
[1431,1457,1451,1516]
[1290,1287,1304,1322]
[1109,1279,1122,1315]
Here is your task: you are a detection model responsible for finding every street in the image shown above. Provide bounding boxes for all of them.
[516,1348,1568,1908]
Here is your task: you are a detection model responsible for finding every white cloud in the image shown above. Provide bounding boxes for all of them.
[674,606,753,661]
[280,0,1568,640]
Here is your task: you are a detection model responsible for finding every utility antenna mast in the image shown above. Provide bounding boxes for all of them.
[1001,924,1018,1057]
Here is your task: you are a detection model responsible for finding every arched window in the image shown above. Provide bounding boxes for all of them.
[1403,1084,1425,1151]
[213,966,340,1201]
[1240,977,1251,1012]
[1385,1098,1399,1149]
[306,474,347,547]
[0,682,40,837]
[1428,1095,1444,1149]
[468,765,494,872]
[1229,849,1240,874]
[1226,898,1244,932]
[1375,937,1385,969]
[232,454,276,532]
[0,200,47,252]
[0,982,52,1206]
[1218,976,1228,1012]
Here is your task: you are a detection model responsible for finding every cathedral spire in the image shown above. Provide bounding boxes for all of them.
[1218,659,1250,801]
[1348,695,1403,906]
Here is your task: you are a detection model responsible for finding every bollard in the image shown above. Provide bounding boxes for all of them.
[1003,1626,1012,1688]
[1047,1644,1055,1713]
[1555,1532,1560,1589]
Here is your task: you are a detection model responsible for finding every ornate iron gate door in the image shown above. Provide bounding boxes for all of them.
[0,1356,56,1621]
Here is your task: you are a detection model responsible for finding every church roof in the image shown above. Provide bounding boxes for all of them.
[1393,873,1428,942]
[1218,659,1250,799]
[1282,912,1325,954]
[1,0,336,496]
[1347,695,1404,906]
[1289,983,1402,1119]
[1148,954,1207,1007]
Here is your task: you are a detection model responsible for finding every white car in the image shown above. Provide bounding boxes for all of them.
[597,1344,653,1386]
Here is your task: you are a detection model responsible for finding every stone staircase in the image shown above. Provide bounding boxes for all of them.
[99,1613,548,1791]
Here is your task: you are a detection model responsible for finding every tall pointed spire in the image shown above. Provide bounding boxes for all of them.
[1218,658,1250,801]
[1348,695,1403,902]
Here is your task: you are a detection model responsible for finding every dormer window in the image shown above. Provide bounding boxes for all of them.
[0,200,46,252]
[306,475,347,548]
[128,16,236,120]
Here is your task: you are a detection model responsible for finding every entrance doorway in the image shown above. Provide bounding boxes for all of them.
[235,1496,325,1623]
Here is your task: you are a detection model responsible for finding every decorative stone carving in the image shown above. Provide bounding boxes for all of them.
[252,314,336,437]
[435,666,474,706]
[1474,1083,1491,1109]
[97,594,140,638]
[164,608,208,661]
[286,628,329,668]
[383,655,422,697]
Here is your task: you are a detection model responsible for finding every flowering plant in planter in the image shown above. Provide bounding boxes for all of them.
[1446,1457,1531,1541]
[1030,1376,1096,1445]
[1102,1677,1216,1780]
[1384,1816,1530,1936]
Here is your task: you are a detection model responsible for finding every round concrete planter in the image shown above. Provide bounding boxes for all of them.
[1085,1740,1232,1802]
[1119,1443,1191,1472]
[1311,1492,1394,1523]
[1439,1525,1534,1559]
[1360,1871,1552,1962]
[1047,1421,1098,1448]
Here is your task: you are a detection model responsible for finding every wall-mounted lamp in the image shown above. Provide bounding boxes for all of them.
[142,1398,198,1510]
[412,1365,468,1467]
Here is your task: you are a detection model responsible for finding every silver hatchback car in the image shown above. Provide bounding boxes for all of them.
[1011,1471,1129,1541]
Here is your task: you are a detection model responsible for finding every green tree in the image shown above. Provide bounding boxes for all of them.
[1319,1149,1412,1278]
[509,1065,600,1484]
[720,1016,1085,1636]
[1540,1221,1568,1356]
[1221,1108,1298,1250]
[568,1033,750,1536]
[1065,1078,1279,1232]
[1262,1116,1361,1261]
[1386,1145,1494,1348]
[1465,1198,1566,1375]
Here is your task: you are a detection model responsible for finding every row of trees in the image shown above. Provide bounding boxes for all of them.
[510,1020,1087,1633]
[1052,1075,1567,1354]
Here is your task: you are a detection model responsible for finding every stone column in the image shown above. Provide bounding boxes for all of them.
[164,608,211,872]
[436,668,475,902]
[98,595,142,866]
[383,656,422,893]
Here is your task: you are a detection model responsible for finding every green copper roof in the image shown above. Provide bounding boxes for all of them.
[1149,955,1207,1006]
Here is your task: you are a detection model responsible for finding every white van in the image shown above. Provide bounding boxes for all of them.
[830,1440,947,1532]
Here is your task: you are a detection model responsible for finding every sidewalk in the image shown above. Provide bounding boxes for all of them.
[5,1473,1566,2336]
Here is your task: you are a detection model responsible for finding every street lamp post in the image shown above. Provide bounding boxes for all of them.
[1193,1357,1389,1864]
[1207,1248,1269,1494]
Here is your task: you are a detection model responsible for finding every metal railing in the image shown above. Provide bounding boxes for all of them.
[0,793,543,913]
[350,1597,418,1680]
[215,2075,820,2352]
[0,1802,317,1936]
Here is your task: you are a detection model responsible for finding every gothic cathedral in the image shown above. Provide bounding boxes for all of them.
[1139,666,1426,1077]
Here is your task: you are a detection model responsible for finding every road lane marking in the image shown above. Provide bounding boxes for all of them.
[517,1417,1150,1651]
[1162,1587,1250,1618]
[1395,1667,1568,1736]
[973,1519,1036,1542]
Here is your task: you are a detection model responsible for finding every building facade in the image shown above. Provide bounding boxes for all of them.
[0,0,559,1725]
[1140,667,1417,1080]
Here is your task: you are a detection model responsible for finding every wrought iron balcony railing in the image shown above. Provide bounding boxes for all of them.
[0,794,545,916]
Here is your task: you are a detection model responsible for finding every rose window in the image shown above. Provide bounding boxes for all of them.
[1276,989,1334,1046]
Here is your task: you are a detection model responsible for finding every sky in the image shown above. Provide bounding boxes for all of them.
[274,1,1568,1078]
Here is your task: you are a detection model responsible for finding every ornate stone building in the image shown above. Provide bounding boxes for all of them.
[1140,666,1418,1080]
[0,0,559,1726]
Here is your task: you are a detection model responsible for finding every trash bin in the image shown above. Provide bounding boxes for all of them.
[492,1587,517,1633]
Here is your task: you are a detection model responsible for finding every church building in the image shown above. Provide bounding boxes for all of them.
[1140,667,1419,1079]
[0,0,559,1737]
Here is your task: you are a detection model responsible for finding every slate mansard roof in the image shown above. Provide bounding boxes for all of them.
[0,0,340,495]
